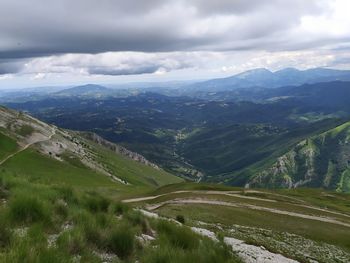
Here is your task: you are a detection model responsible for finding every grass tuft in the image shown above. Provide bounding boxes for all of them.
[8,195,50,225]
[83,192,110,213]
[106,223,135,259]
[0,219,12,248]
[157,220,199,250]
[110,201,129,216]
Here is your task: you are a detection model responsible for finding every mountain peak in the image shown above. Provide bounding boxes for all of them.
[54,84,110,96]
[235,68,272,79]
[274,67,299,74]
[70,84,109,91]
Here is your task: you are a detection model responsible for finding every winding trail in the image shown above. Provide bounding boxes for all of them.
[123,190,350,228]
[0,128,56,166]
[147,198,350,228]
[122,190,242,203]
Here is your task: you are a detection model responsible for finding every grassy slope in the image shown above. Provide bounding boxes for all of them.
[0,132,18,160]
[89,140,182,188]
[0,166,239,262]
[0,128,238,262]
[0,130,182,200]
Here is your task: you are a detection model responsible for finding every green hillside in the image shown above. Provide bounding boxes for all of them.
[0,146,237,263]
[0,106,182,198]
[249,121,350,192]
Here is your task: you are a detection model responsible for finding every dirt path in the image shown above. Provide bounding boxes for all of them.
[148,198,350,228]
[123,189,350,220]
[123,190,243,203]
[0,128,56,166]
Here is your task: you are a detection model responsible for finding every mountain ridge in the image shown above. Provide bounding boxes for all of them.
[249,121,350,192]
[185,67,350,92]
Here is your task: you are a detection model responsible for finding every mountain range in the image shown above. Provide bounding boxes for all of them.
[185,67,350,92]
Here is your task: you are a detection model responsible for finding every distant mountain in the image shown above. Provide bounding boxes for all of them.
[186,67,350,92]
[249,121,350,192]
[54,84,111,97]
[261,81,350,113]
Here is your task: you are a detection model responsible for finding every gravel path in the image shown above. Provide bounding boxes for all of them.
[0,128,56,166]
[123,190,350,221]
[147,198,350,228]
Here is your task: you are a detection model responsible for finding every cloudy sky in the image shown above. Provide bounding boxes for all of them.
[1,0,350,88]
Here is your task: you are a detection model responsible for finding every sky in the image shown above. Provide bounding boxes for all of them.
[1,0,350,88]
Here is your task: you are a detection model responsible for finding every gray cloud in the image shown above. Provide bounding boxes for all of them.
[0,59,24,74]
[18,52,194,76]
[0,0,332,59]
[88,66,161,76]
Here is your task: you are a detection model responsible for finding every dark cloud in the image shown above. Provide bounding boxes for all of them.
[0,0,331,59]
[0,59,23,74]
[192,0,327,16]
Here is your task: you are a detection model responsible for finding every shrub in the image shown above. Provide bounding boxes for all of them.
[16,125,34,137]
[106,224,134,259]
[8,195,50,224]
[176,215,185,224]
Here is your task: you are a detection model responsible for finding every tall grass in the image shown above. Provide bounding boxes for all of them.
[83,192,110,213]
[0,218,12,248]
[0,173,241,262]
[157,220,199,250]
[8,195,50,225]
[106,223,135,259]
